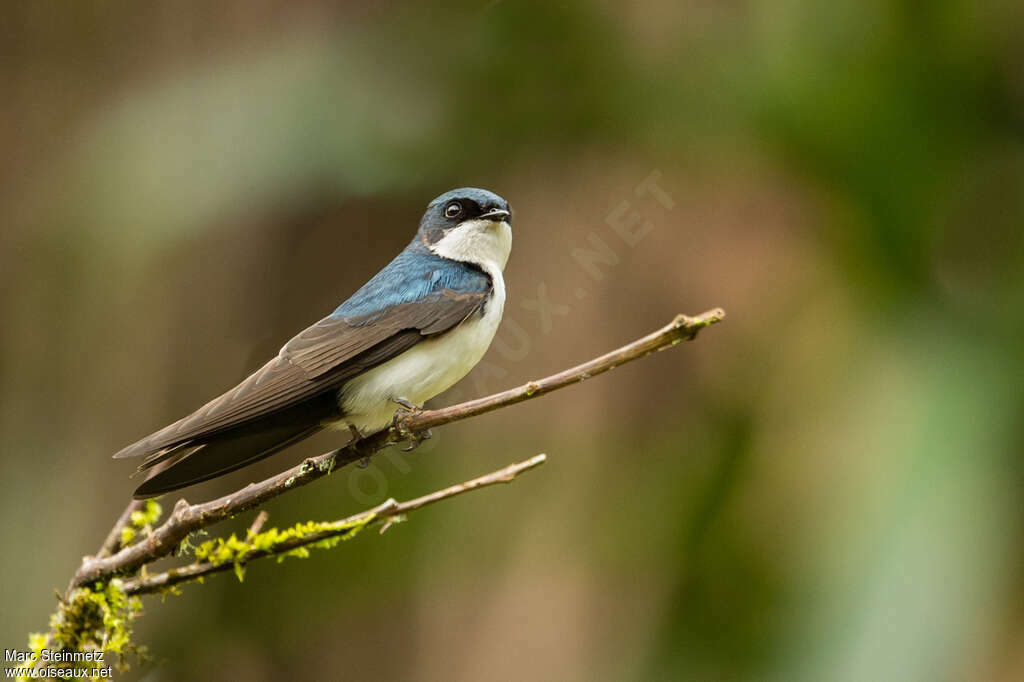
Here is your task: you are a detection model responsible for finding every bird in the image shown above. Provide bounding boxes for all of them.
[114,187,512,499]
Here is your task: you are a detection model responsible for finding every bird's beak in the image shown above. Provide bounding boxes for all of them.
[480,208,511,223]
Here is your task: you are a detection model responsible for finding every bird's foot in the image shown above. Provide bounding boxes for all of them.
[390,398,431,451]
[346,425,374,467]
[400,427,432,452]
[347,424,362,443]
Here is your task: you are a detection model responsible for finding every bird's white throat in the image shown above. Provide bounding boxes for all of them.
[428,218,513,274]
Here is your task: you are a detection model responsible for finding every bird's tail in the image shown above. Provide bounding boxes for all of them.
[132,420,322,499]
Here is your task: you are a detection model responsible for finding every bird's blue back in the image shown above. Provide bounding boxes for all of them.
[333,238,490,319]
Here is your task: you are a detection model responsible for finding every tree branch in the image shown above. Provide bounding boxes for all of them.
[71,308,723,589]
[120,454,546,596]
[401,308,725,431]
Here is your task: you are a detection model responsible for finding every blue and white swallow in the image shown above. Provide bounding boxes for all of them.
[115,188,512,498]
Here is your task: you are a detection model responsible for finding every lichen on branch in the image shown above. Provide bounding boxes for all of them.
[25,579,147,675]
[189,514,377,583]
[119,499,162,547]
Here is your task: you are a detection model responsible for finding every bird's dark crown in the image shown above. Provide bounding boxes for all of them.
[418,187,511,244]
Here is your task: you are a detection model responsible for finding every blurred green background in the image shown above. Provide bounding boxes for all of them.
[2,1,1023,680]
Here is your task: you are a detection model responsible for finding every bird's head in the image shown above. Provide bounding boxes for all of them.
[418,187,513,271]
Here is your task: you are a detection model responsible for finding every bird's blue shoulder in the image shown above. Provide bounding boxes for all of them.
[333,241,491,318]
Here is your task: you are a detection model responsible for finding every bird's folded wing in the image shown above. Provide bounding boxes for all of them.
[113,289,487,460]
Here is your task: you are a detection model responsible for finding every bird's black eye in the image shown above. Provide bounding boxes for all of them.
[444,201,463,219]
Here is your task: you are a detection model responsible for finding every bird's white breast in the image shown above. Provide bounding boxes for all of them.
[334,220,511,435]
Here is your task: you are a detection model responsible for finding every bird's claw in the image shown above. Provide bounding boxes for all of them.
[401,428,432,451]
[391,397,419,411]
[347,424,362,443]
[391,398,430,451]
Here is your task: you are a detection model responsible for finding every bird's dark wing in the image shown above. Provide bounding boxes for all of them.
[113,288,488,462]
[284,288,489,378]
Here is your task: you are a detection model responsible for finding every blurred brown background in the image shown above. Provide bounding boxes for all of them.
[2,1,1024,680]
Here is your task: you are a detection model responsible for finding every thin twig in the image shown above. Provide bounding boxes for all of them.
[120,454,546,595]
[96,499,144,558]
[246,510,269,538]
[72,309,723,589]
